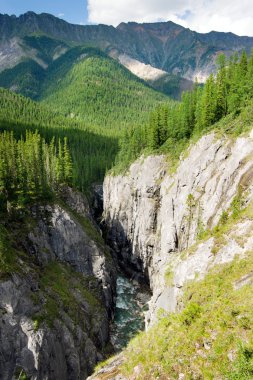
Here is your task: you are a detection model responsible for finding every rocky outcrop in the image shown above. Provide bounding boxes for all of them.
[103,131,253,325]
[87,354,126,380]
[0,189,116,380]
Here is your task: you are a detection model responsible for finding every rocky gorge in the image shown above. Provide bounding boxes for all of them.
[0,187,116,380]
[103,131,253,326]
[1,128,253,380]
[88,129,253,378]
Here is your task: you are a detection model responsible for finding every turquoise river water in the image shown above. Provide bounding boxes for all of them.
[110,274,150,351]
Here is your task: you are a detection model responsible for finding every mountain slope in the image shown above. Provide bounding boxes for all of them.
[0,59,45,98]
[0,88,118,190]
[0,46,170,130]
[39,47,169,129]
[1,12,253,82]
[0,184,116,379]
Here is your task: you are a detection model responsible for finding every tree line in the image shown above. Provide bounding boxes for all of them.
[0,130,72,212]
[0,88,118,192]
[116,50,253,169]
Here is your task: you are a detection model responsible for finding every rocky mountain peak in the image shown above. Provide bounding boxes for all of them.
[1,11,253,82]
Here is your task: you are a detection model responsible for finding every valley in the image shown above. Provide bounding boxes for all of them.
[0,9,253,380]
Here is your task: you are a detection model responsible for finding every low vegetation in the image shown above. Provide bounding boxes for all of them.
[0,202,106,332]
[33,261,103,329]
[122,252,253,379]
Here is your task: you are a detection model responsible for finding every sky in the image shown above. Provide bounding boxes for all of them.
[1,0,253,36]
[0,0,88,26]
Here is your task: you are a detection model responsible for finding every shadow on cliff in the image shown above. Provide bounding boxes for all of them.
[101,218,150,287]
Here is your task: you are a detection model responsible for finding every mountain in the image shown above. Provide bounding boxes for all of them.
[40,47,169,129]
[1,11,253,82]
[0,46,169,130]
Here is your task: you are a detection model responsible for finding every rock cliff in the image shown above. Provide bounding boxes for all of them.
[0,188,116,380]
[103,131,253,325]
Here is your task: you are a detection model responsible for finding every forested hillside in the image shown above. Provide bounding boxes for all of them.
[40,48,169,130]
[115,51,253,171]
[0,60,45,99]
[0,47,172,193]
[0,88,118,191]
[0,47,170,130]
[0,130,72,213]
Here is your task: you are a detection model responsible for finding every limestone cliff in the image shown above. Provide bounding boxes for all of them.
[0,188,116,380]
[103,131,253,325]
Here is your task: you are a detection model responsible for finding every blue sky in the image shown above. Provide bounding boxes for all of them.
[0,0,89,25]
[0,0,253,36]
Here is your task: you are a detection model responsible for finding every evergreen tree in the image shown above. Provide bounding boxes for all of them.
[0,130,73,211]
[63,137,73,184]
[115,50,253,171]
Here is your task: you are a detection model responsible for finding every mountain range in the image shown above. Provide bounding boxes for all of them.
[1,11,253,91]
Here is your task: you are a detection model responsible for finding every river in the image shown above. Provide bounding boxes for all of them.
[110,274,150,351]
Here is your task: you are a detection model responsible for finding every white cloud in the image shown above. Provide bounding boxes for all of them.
[87,0,253,36]
[58,13,65,18]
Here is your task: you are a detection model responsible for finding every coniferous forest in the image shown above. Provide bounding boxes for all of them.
[0,88,118,192]
[1,50,253,201]
[115,51,253,170]
[0,131,72,212]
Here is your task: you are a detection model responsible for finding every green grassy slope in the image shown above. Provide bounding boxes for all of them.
[120,192,253,379]
[123,251,253,379]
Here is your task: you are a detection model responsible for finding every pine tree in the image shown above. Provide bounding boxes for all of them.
[63,137,73,184]
[56,139,65,184]
[0,130,73,211]
[247,49,253,98]
[216,66,227,120]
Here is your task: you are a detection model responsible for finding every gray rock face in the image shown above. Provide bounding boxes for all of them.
[1,12,253,81]
[87,353,126,380]
[0,189,116,380]
[103,131,253,325]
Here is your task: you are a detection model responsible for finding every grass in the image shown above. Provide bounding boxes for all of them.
[121,251,253,379]
[120,194,253,379]
[33,261,104,329]
[186,190,253,256]
[164,268,174,287]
